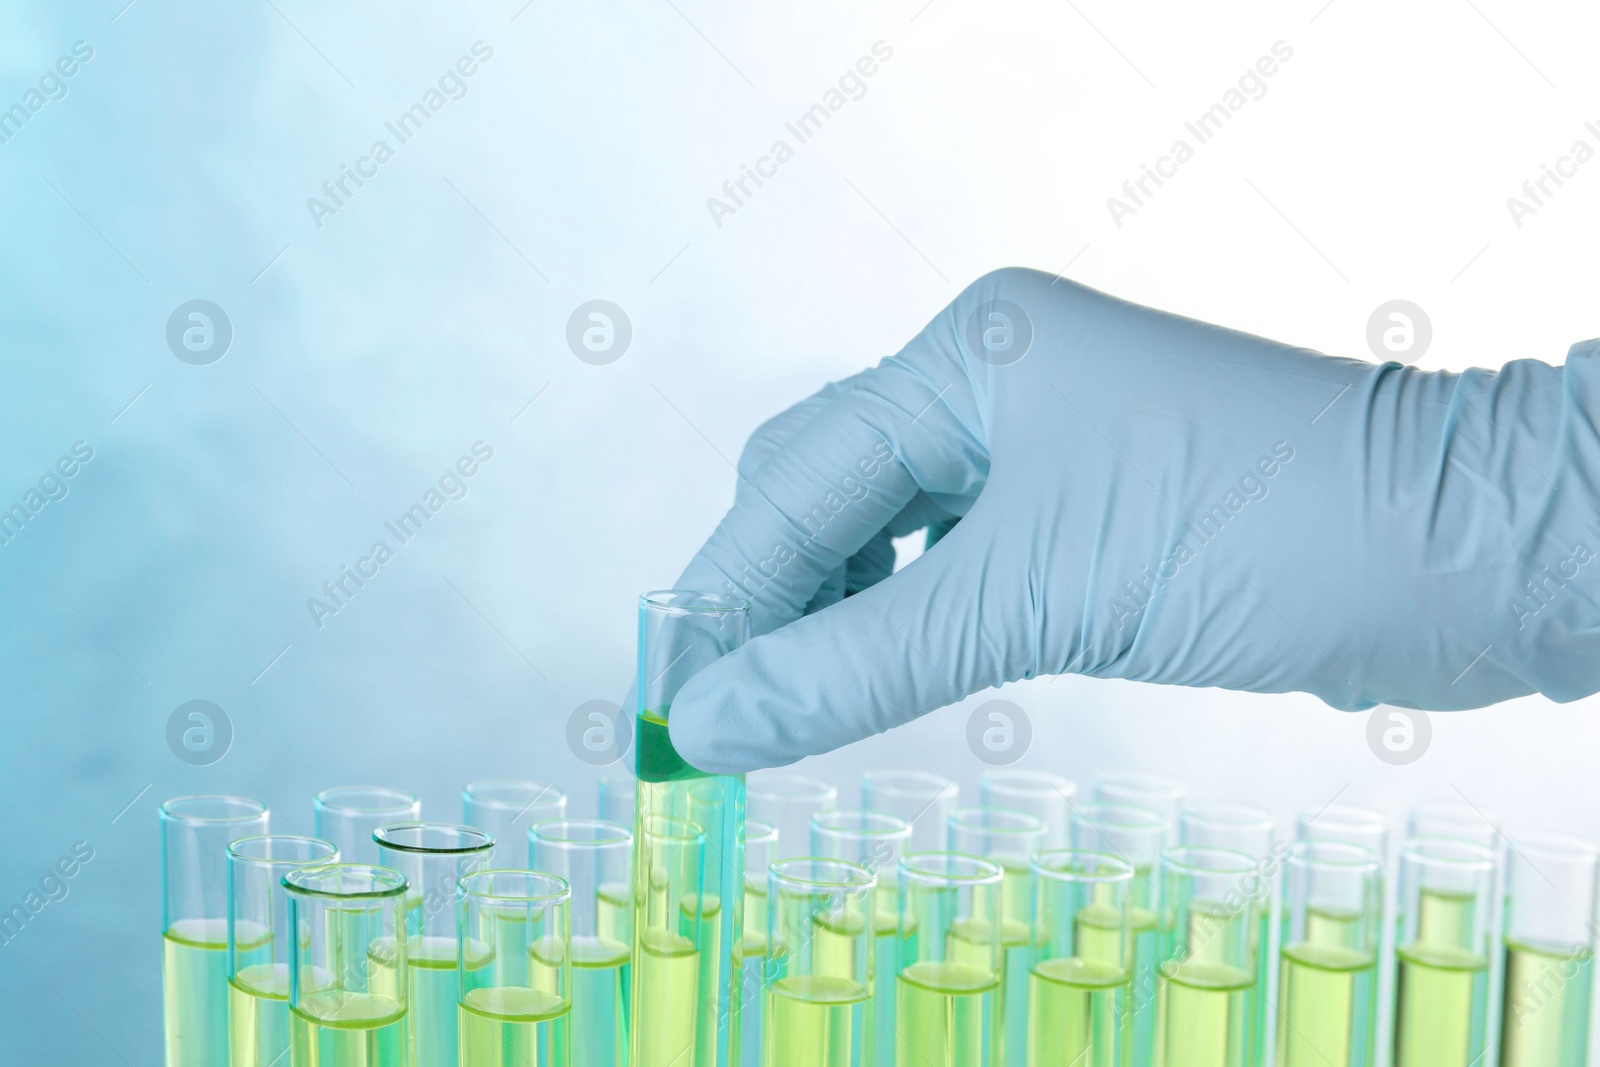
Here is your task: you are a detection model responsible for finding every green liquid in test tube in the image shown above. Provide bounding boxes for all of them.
[1498,833,1598,1067]
[1275,841,1380,1067]
[1181,804,1277,1067]
[1391,838,1497,1067]
[161,795,270,1067]
[456,870,574,1067]
[633,588,750,1067]
[741,821,778,1067]
[1151,847,1258,1067]
[1074,804,1166,1067]
[812,809,913,1067]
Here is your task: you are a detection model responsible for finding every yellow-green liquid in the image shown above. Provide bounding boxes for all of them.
[1499,939,1594,1067]
[572,937,632,1067]
[230,962,290,1067]
[897,960,1000,1067]
[1129,899,1159,1067]
[408,934,465,1067]
[870,914,898,1067]
[998,862,1037,1067]
[741,889,769,1067]
[762,974,870,1067]
[290,989,406,1067]
[1275,942,1376,1067]
[1151,960,1253,1067]
[458,986,571,1067]
[1026,957,1131,1067]
[1393,890,1489,1067]
[164,918,230,1067]
[634,928,700,1067]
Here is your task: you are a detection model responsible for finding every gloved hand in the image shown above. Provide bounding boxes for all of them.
[666,268,1600,774]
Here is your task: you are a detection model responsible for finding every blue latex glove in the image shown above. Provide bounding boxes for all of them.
[667,268,1600,774]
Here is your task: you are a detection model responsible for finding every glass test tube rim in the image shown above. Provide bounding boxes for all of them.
[641,814,707,844]
[228,834,339,868]
[768,857,878,894]
[1181,801,1274,835]
[980,768,1077,801]
[948,806,1047,837]
[1297,802,1389,838]
[899,850,1006,887]
[313,785,419,816]
[812,808,912,842]
[1401,835,1497,874]
[1162,844,1258,878]
[1093,769,1188,802]
[459,868,572,904]
[1074,801,1165,832]
[282,862,409,899]
[463,778,568,812]
[861,768,958,801]
[373,821,496,856]
[745,818,779,846]
[748,771,839,804]
[1406,800,1501,844]
[161,794,269,824]
[1031,848,1137,884]
[1510,829,1600,865]
[641,589,750,614]
[1287,838,1384,874]
[530,817,631,848]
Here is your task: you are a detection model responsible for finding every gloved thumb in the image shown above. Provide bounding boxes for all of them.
[668,508,1027,773]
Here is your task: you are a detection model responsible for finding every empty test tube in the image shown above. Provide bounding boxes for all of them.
[980,769,1077,849]
[226,835,338,1067]
[861,770,958,853]
[897,853,1007,1067]
[1028,850,1135,1067]
[1499,833,1599,1067]
[762,858,876,1067]
[456,870,573,1067]
[375,822,496,1067]
[531,819,633,1067]
[313,786,419,866]
[161,795,270,1067]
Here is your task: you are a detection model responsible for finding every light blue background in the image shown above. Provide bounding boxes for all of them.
[5,0,1600,1061]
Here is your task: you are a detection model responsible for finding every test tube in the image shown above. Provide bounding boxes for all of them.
[1028,851,1136,1067]
[226,835,338,1067]
[314,786,420,866]
[1295,805,1389,863]
[1072,803,1165,1067]
[161,795,270,1067]
[949,807,1047,1067]
[861,769,958,853]
[374,822,495,1067]
[284,864,409,1062]
[464,780,568,863]
[1392,838,1497,1067]
[740,821,779,1067]
[763,858,876,1067]
[632,815,707,1067]
[1500,833,1599,1067]
[598,771,637,830]
[1151,846,1257,1067]
[457,870,573,1065]
[1406,803,1501,851]
[1093,771,1188,838]
[1180,803,1276,1067]
[747,772,838,861]
[634,590,750,1067]
[896,852,1006,1067]
[811,809,912,1067]
[979,769,1077,849]
[530,819,633,1067]
[1276,841,1381,1067]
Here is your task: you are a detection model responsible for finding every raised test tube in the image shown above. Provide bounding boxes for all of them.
[898,852,1006,1067]
[861,769,958,853]
[763,858,876,1067]
[464,780,568,864]
[1151,846,1257,1067]
[284,864,409,1063]
[748,772,838,861]
[531,819,633,1067]
[161,795,270,1067]
[1392,838,1497,1067]
[226,835,337,1067]
[1028,850,1136,1067]
[812,809,912,1067]
[949,807,1047,1067]
[1093,771,1188,838]
[457,870,573,1067]
[1073,803,1165,1067]
[979,769,1077,849]
[632,816,707,1067]
[633,590,749,1067]
[375,822,495,1067]
[741,821,779,1067]
[598,771,637,830]
[313,786,420,866]
[1276,841,1381,1067]
[1499,833,1598,1067]
[1181,804,1277,1067]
